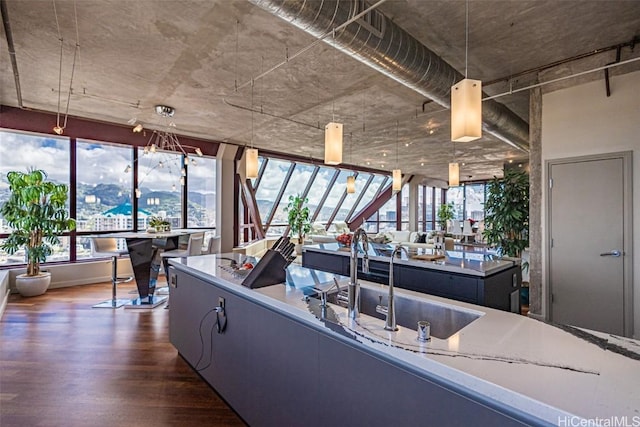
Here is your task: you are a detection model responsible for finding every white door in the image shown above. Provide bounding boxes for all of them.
[548,152,632,336]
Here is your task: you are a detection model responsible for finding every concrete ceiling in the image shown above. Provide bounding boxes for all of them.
[1,0,639,182]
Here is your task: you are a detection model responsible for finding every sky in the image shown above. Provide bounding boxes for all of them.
[0,130,216,194]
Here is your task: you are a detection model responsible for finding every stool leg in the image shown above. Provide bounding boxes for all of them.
[93,256,130,308]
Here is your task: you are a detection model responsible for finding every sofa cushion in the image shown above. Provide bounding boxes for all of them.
[389,230,411,242]
[333,221,350,234]
[409,232,427,244]
[311,222,327,235]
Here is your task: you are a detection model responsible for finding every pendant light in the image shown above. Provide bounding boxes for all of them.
[324,30,343,165]
[392,121,401,192]
[449,142,460,186]
[346,132,355,193]
[451,0,482,143]
[246,80,259,179]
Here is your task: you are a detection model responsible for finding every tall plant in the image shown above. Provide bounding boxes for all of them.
[285,194,311,244]
[437,202,454,231]
[483,168,529,257]
[1,169,76,276]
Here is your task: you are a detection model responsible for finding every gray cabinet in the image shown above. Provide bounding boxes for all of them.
[303,250,521,312]
[169,266,544,426]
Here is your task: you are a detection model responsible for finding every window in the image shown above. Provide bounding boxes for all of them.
[465,183,485,221]
[376,194,397,232]
[350,175,387,221]
[400,184,409,230]
[187,156,216,228]
[315,170,350,222]
[137,148,184,229]
[335,172,371,222]
[76,140,134,234]
[447,186,465,220]
[270,163,316,228]
[0,130,71,265]
[254,158,292,225]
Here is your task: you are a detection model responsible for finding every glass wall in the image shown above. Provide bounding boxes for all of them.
[247,154,389,237]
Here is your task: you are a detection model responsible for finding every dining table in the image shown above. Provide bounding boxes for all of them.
[96,229,202,308]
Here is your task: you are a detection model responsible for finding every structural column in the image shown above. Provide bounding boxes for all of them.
[217,144,239,253]
[528,84,543,316]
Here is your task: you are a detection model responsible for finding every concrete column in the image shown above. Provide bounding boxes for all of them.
[216,144,239,253]
[528,84,543,316]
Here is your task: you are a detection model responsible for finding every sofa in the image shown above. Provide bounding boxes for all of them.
[307,221,351,244]
[375,230,442,250]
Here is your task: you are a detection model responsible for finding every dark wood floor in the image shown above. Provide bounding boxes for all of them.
[0,282,245,427]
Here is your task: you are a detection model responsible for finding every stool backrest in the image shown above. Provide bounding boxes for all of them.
[205,236,221,254]
[91,237,120,256]
[187,233,205,256]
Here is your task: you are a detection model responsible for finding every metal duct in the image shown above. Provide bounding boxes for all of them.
[249,0,530,152]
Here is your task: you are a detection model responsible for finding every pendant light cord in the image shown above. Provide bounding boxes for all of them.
[52,0,79,131]
[465,0,469,78]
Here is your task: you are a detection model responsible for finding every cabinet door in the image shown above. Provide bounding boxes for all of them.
[302,251,348,275]
[399,266,479,303]
[169,269,251,415]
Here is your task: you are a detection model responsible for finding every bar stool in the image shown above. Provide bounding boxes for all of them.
[91,237,133,308]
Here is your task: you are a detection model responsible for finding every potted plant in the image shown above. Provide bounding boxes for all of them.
[437,202,454,231]
[0,169,76,296]
[483,168,529,258]
[285,194,311,246]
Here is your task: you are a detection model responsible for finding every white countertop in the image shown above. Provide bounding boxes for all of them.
[303,243,516,277]
[170,254,640,425]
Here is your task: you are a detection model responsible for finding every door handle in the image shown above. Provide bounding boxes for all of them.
[600,250,622,257]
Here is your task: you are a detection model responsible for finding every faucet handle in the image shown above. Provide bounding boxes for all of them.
[362,256,370,274]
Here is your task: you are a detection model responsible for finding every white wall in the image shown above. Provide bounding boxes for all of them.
[541,70,640,338]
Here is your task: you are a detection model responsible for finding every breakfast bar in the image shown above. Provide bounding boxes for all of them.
[167,254,640,427]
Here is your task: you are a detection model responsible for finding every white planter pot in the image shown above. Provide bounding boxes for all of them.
[15,272,51,297]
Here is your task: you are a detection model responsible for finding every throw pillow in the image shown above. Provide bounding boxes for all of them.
[418,233,427,243]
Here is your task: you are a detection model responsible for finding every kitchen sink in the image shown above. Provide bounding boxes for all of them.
[328,285,483,339]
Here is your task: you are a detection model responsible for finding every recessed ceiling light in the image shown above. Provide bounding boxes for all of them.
[421,162,424,166]
[509,159,513,163]
[382,152,387,157]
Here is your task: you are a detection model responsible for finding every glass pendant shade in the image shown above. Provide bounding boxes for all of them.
[246,148,259,179]
[346,175,356,194]
[451,78,482,142]
[324,122,343,165]
[392,169,402,192]
[449,162,460,186]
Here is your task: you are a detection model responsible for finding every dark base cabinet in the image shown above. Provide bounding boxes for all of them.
[168,267,542,427]
[302,251,521,313]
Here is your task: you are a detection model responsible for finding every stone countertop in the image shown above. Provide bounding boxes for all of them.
[303,243,515,277]
[170,254,640,425]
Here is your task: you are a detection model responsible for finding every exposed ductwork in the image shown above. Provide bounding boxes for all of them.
[249,0,530,152]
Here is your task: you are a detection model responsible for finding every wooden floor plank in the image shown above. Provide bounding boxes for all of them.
[0,282,245,427]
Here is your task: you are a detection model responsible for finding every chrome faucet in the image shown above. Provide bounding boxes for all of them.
[348,227,369,319]
[383,244,408,331]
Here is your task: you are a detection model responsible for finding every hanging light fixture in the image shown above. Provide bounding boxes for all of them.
[52,0,79,136]
[448,162,460,186]
[392,121,402,192]
[346,133,355,193]
[324,30,343,165]
[449,142,460,186]
[451,0,482,143]
[246,80,259,179]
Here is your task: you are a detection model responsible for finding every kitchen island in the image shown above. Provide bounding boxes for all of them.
[168,254,639,427]
[303,243,522,312]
